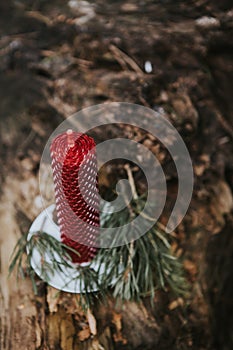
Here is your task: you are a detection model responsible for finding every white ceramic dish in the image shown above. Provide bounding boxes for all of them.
[28,204,112,293]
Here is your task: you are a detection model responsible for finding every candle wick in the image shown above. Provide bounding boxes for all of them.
[66,129,75,147]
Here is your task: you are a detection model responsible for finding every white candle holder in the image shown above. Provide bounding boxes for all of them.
[28,204,112,293]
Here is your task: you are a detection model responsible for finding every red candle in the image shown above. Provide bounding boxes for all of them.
[50,130,99,263]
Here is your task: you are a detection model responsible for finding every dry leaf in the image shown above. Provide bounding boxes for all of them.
[208,180,233,234]
[214,180,233,215]
[183,259,198,277]
[194,164,206,177]
[121,3,138,12]
[46,287,59,313]
[112,312,122,331]
[78,328,91,341]
[87,308,97,335]
[168,297,184,310]
[112,312,127,344]
[170,242,178,254]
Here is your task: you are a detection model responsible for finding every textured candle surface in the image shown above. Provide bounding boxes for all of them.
[50,130,99,263]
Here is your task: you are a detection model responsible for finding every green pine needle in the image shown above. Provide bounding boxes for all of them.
[9,193,188,310]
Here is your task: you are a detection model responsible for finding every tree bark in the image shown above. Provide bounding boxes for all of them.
[1,1,233,349]
[0,175,162,350]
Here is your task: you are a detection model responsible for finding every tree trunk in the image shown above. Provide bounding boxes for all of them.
[1,1,233,349]
[0,175,162,350]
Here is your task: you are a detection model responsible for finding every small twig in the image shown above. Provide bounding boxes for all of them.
[109,44,144,75]
[124,164,138,200]
[123,166,136,282]
[16,129,36,154]
[121,187,134,219]
[26,11,53,26]
[216,110,233,139]
[137,210,176,237]
[109,44,129,71]
[128,240,134,268]
[40,50,93,68]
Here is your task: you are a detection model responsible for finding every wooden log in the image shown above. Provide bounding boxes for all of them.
[0,173,161,349]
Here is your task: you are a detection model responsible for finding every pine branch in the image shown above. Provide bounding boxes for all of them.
[99,164,188,303]
[9,165,188,309]
[9,231,104,309]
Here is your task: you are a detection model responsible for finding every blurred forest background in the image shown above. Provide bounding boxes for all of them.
[0,1,233,349]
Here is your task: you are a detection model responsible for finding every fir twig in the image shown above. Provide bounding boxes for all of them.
[9,231,104,308]
[99,164,187,303]
[9,165,188,309]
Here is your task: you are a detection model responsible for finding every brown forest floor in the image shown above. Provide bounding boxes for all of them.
[0,1,233,350]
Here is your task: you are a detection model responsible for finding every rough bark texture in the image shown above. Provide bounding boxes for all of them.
[0,1,233,349]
